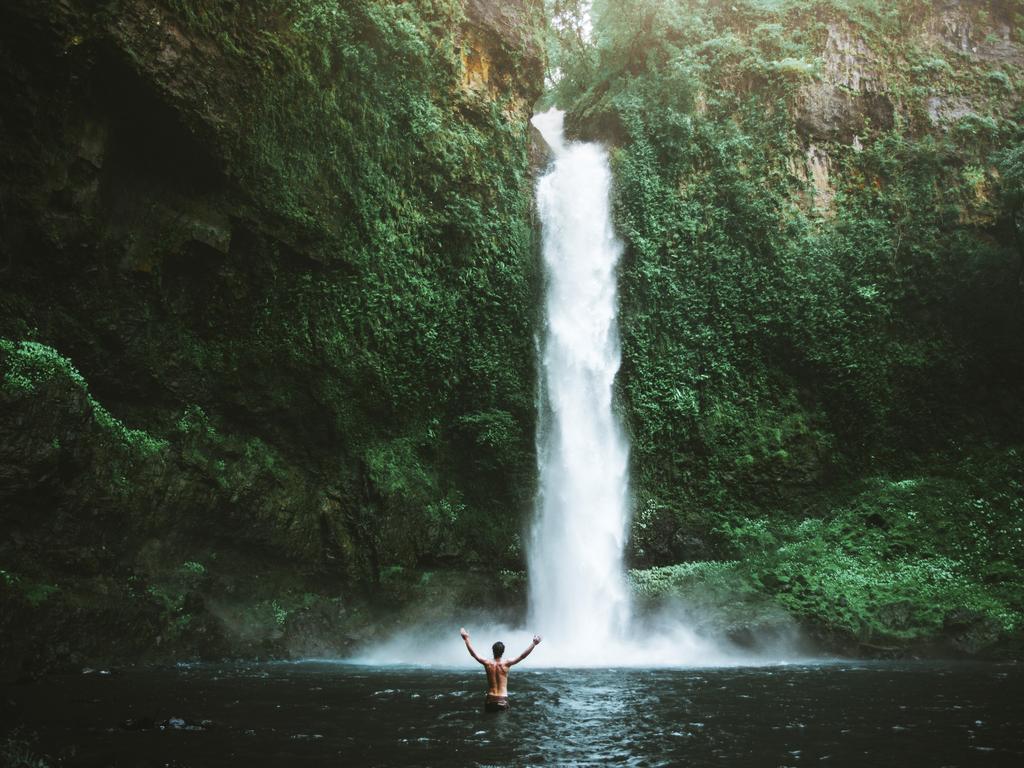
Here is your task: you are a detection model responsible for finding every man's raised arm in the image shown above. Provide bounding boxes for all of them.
[507,634,542,666]
[460,627,487,665]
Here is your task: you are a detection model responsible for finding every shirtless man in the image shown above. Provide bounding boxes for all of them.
[460,627,541,712]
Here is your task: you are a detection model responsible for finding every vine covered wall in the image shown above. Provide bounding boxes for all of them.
[551,0,1024,653]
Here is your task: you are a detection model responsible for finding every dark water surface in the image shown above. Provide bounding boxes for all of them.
[4,661,1022,767]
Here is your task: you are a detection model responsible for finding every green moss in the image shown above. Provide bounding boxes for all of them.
[1,339,168,458]
[986,69,1012,90]
[365,439,436,503]
[629,455,1023,647]
[1,339,87,394]
[629,561,747,601]
[22,582,61,608]
[713,453,1024,641]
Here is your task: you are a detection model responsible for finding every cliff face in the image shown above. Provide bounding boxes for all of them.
[558,0,1024,655]
[0,0,545,671]
[789,1,1024,213]
[3,0,1021,668]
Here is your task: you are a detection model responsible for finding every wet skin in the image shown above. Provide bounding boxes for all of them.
[460,628,541,696]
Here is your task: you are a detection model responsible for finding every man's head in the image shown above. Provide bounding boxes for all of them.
[492,641,505,659]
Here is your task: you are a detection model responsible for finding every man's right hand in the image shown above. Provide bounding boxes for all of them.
[533,634,542,645]
[460,627,469,640]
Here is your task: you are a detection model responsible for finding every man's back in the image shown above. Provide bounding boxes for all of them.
[484,659,510,696]
[460,628,542,712]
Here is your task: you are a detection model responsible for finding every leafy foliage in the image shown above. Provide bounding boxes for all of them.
[1,339,168,458]
[157,0,544,567]
[631,449,1024,644]
[551,0,1023,548]
[1,0,546,575]
[553,0,1023,648]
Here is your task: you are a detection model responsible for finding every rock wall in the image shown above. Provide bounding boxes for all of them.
[557,0,1024,656]
[792,0,1024,214]
[0,0,545,672]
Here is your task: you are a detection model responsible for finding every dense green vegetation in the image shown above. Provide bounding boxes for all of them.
[1,0,1022,665]
[1,0,544,560]
[550,0,1024,650]
[145,0,543,565]
[0,0,544,668]
[631,448,1023,649]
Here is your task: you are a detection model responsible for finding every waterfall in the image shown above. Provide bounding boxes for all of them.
[354,112,778,669]
[527,108,633,662]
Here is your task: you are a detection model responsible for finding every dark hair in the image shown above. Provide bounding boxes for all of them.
[492,641,505,659]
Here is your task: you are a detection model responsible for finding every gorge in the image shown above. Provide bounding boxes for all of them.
[1,0,1023,680]
[1,1,1023,763]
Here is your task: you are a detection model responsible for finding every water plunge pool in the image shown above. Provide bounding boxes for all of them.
[6,661,1022,766]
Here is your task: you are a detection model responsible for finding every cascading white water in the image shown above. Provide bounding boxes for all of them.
[527,108,633,662]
